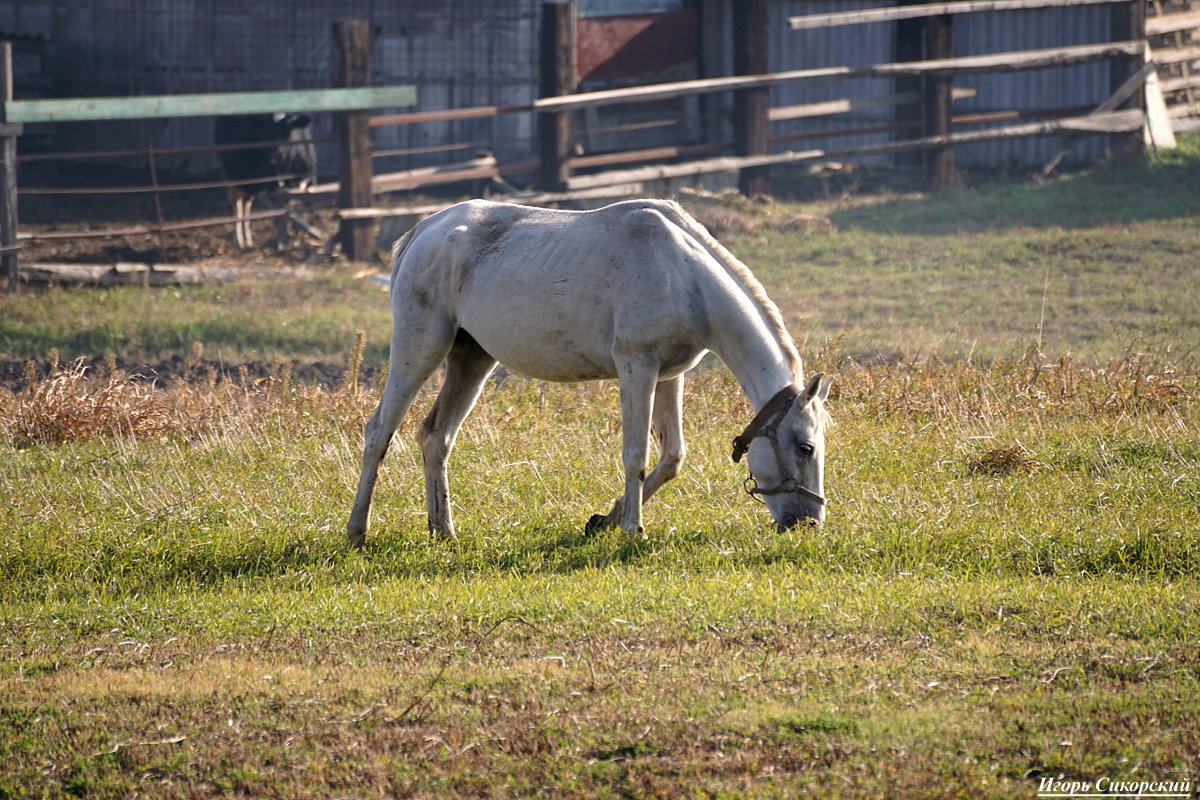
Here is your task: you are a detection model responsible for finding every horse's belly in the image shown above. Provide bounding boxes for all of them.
[453,262,703,382]
[472,328,617,381]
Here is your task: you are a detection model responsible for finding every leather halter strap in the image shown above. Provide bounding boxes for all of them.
[731,383,803,463]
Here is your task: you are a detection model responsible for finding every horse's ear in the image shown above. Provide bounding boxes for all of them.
[801,372,825,404]
[817,375,832,403]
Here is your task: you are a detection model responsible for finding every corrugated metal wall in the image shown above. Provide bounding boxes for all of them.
[953,6,1116,168]
[0,0,1138,178]
[0,0,543,177]
[769,1,897,166]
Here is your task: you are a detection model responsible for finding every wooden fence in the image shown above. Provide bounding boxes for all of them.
[1,0,1184,291]
[349,0,1155,214]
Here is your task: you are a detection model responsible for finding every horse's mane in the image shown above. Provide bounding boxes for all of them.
[654,200,804,381]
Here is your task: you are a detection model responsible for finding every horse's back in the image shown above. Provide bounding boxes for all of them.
[390,199,712,382]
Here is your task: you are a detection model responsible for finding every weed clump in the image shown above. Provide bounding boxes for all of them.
[1,359,217,447]
[966,444,1041,476]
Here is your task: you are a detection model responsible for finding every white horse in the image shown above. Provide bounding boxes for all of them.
[347,199,831,547]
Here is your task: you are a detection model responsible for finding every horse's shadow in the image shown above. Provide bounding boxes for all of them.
[487,526,671,574]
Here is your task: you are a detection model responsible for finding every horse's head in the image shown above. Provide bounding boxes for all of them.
[736,372,832,530]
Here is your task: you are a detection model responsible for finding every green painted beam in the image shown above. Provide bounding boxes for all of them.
[4,85,417,124]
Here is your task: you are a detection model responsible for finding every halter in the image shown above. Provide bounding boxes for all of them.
[731,384,827,506]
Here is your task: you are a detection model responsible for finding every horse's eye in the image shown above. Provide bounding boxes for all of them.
[797,442,815,458]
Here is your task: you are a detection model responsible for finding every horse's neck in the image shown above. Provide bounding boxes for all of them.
[705,291,799,410]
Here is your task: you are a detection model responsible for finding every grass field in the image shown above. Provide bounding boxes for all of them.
[1,143,1198,798]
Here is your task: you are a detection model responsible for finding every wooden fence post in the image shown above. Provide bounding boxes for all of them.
[696,0,727,150]
[733,0,770,197]
[894,18,925,170]
[1109,0,1145,162]
[1,42,19,292]
[539,1,576,192]
[334,20,374,262]
[923,13,955,189]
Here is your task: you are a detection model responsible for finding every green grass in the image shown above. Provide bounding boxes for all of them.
[2,142,1200,798]
[2,362,1197,798]
[0,275,392,365]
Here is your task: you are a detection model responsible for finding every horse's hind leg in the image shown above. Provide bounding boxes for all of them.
[418,332,496,539]
[587,374,685,534]
[346,318,455,548]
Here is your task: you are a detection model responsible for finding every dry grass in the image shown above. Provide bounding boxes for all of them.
[0,337,379,449]
[1,357,217,448]
[826,348,1197,420]
[3,338,1193,454]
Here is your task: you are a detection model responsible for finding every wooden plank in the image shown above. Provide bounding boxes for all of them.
[790,0,1123,30]
[868,40,1144,76]
[336,184,649,220]
[570,143,724,169]
[1160,72,1200,93]
[539,1,577,192]
[0,122,20,136]
[1146,57,1178,147]
[827,109,1143,158]
[566,150,825,191]
[1109,2,1146,162]
[370,104,527,128]
[1146,9,1200,36]
[1147,45,1200,66]
[925,13,956,189]
[19,262,312,286]
[533,67,853,112]
[531,42,1140,113]
[18,208,288,240]
[769,87,976,122]
[5,85,416,124]
[305,155,500,195]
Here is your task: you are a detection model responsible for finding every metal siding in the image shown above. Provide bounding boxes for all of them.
[770,0,896,165]
[952,6,1115,168]
[3,0,1142,177]
[5,0,542,177]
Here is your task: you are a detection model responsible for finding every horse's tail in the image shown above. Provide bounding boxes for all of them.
[654,200,803,380]
[386,215,434,292]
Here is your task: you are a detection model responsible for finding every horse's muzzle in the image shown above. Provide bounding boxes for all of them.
[776,513,822,532]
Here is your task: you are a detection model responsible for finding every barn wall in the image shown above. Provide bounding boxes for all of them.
[0,0,1143,181]
[0,0,543,178]
[952,6,1116,168]
[768,0,897,166]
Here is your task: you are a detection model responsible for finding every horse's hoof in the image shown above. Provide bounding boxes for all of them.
[584,514,608,535]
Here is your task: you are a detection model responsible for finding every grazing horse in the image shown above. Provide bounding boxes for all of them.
[347,199,832,547]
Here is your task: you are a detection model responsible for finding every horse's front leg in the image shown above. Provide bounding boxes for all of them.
[588,374,685,534]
